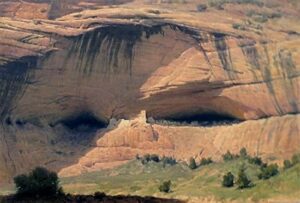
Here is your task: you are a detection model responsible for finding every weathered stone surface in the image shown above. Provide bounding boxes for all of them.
[59,113,299,177]
[0,3,299,183]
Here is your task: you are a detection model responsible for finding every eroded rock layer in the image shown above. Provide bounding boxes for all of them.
[0,5,299,182]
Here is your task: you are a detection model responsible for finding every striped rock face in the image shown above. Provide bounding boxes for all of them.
[0,3,299,182]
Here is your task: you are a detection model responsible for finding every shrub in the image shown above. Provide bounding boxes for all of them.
[248,156,263,166]
[197,4,207,12]
[291,153,300,165]
[222,172,234,187]
[239,148,248,158]
[232,23,246,30]
[94,192,106,200]
[159,180,171,193]
[269,12,282,19]
[150,154,160,162]
[283,160,293,170]
[252,15,268,23]
[144,154,151,162]
[141,154,150,164]
[258,164,279,180]
[14,167,63,198]
[200,157,213,166]
[140,154,177,166]
[236,165,252,189]
[222,151,238,161]
[189,157,197,169]
[161,156,177,166]
[208,0,263,8]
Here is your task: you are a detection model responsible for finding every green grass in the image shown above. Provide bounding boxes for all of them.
[1,159,298,201]
[60,159,300,202]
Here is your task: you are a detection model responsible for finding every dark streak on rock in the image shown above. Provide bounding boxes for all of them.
[0,56,37,121]
[276,49,298,112]
[64,23,201,76]
[240,42,260,70]
[66,24,164,76]
[260,46,284,115]
[212,33,236,80]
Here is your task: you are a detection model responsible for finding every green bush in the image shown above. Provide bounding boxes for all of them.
[159,180,171,193]
[94,191,106,200]
[232,23,246,30]
[258,164,279,180]
[140,154,177,166]
[222,151,239,161]
[200,157,213,166]
[239,148,248,158]
[189,157,197,169]
[222,172,234,187]
[248,156,263,166]
[246,10,282,19]
[283,160,293,170]
[236,165,252,189]
[150,154,160,162]
[14,167,63,198]
[197,4,208,12]
[208,0,263,8]
[161,156,177,166]
[140,154,160,164]
[252,15,268,23]
[291,153,300,165]
[282,153,300,170]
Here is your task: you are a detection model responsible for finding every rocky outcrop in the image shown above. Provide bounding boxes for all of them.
[59,112,300,177]
[0,5,299,182]
[0,0,133,19]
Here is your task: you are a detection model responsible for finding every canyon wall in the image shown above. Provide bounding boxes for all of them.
[0,9,299,182]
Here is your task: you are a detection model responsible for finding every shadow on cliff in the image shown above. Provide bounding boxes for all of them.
[0,24,239,183]
[0,23,200,183]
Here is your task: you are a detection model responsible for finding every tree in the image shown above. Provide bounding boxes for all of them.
[150,154,160,162]
[283,160,292,170]
[222,151,237,161]
[143,154,151,162]
[159,180,171,193]
[291,153,300,165]
[196,4,207,12]
[200,157,213,166]
[161,156,177,166]
[248,156,263,166]
[189,157,197,170]
[222,172,234,187]
[239,147,248,158]
[14,167,63,198]
[141,154,151,164]
[258,164,279,180]
[236,165,252,189]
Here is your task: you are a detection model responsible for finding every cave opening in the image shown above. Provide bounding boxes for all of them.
[147,112,241,127]
[55,112,108,133]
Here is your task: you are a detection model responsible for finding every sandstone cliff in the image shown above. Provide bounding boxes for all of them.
[0,1,299,183]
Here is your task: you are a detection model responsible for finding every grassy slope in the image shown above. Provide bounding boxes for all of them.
[61,159,300,202]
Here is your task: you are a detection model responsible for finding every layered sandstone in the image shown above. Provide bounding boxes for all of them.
[0,2,299,183]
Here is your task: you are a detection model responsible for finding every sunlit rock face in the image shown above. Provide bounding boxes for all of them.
[0,12,299,182]
[0,0,133,19]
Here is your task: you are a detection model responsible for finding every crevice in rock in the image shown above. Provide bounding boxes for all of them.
[147,112,241,127]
